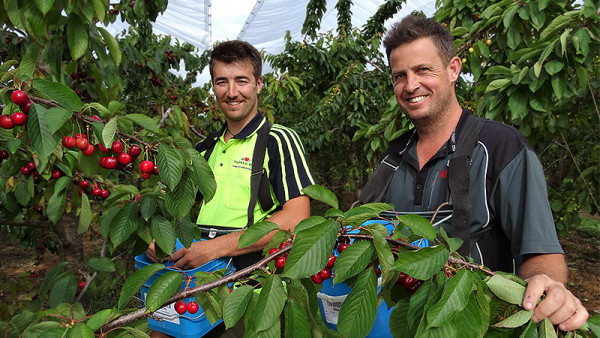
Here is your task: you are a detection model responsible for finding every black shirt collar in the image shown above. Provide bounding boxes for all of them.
[222,111,265,140]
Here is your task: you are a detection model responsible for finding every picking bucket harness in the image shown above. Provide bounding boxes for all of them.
[357,113,487,258]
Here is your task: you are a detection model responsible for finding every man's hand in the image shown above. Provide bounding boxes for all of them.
[145,240,161,263]
[167,240,217,270]
[523,274,589,331]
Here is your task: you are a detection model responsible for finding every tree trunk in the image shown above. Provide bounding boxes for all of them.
[53,211,85,268]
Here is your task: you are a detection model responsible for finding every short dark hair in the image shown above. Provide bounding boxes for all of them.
[209,40,262,82]
[383,15,454,64]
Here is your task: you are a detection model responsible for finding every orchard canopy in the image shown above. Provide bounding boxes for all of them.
[0,0,599,337]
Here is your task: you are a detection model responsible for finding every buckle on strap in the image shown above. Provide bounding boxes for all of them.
[251,168,265,177]
[380,155,400,171]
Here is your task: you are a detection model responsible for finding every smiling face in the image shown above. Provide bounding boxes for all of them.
[212,59,262,128]
[389,37,461,126]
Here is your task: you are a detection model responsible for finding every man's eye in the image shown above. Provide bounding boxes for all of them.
[392,74,405,83]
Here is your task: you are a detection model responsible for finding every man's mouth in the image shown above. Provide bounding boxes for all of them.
[407,95,427,103]
[226,101,241,107]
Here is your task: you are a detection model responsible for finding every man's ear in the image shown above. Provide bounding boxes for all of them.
[256,76,263,94]
[447,56,462,83]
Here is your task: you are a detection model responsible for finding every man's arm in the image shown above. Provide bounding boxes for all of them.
[519,253,589,331]
[167,195,310,269]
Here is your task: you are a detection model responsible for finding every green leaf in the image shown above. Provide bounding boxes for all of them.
[87,257,115,272]
[254,274,286,331]
[67,14,88,60]
[390,297,412,337]
[486,275,526,305]
[38,261,68,299]
[45,107,73,134]
[333,241,374,283]
[98,27,122,65]
[140,196,157,221]
[145,271,183,313]
[151,215,176,256]
[293,216,327,233]
[397,214,436,241]
[47,190,66,224]
[508,90,529,120]
[78,193,92,234]
[28,105,60,164]
[544,60,564,76]
[302,185,338,209]
[369,224,396,285]
[538,318,558,337]
[223,285,254,328]
[20,43,41,79]
[485,79,511,93]
[121,113,160,133]
[118,263,165,309]
[49,273,77,308]
[102,116,118,147]
[392,245,449,280]
[493,309,533,328]
[344,203,393,226]
[502,3,519,28]
[158,144,185,191]
[426,269,474,327]
[189,150,216,203]
[34,0,54,14]
[109,202,139,248]
[485,65,511,75]
[239,220,279,249]
[540,11,577,40]
[175,217,197,248]
[282,219,339,279]
[337,268,378,338]
[551,72,568,100]
[165,172,196,219]
[284,299,311,338]
[33,78,83,112]
[21,321,64,337]
[14,180,32,206]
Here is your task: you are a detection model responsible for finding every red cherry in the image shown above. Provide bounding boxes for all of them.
[104,157,118,169]
[76,138,89,150]
[74,133,87,140]
[269,248,278,256]
[78,281,86,289]
[0,150,8,159]
[62,136,76,148]
[174,300,187,315]
[101,189,109,199]
[152,165,159,175]
[140,160,154,173]
[397,272,407,285]
[275,256,287,269]
[21,167,31,176]
[0,115,14,129]
[91,115,102,121]
[128,144,142,157]
[98,143,109,153]
[51,170,61,179]
[118,152,131,165]
[21,101,31,114]
[11,90,28,106]
[319,268,332,280]
[326,253,336,268]
[111,140,123,154]
[78,189,84,196]
[11,112,27,126]
[402,276,417,289]
[99,157,107,168]
[337,243,349,253]
[187,301,199,314]
[311,273,323,284]
[27,161,36,171]
[374,266,382,278]
[80,180,90,189]
[141,172,152,179]
[92,188,102,196]
[82,144,95,156]
[279,241,291,249]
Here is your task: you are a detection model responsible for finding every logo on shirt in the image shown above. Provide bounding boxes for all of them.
[440,169,448,179]
[232,156,252,170]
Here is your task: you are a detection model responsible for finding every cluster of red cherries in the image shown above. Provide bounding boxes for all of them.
[18,160,62,181]
[0,90,32,129]
[174,299,200,315]
[78,179,110,199]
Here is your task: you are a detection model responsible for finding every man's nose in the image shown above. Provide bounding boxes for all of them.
[405,73,419,92]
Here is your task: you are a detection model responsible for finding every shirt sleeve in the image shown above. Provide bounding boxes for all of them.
[492,148,564,266]
[267,125,318,205]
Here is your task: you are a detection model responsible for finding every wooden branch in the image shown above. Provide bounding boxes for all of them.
[0,218,52,228]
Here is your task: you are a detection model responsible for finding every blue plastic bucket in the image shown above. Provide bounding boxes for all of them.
[316,219,430,337]
[135,239,234,338]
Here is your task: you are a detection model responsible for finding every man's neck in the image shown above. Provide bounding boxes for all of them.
[224,110,259,142]
[414,105,462,169]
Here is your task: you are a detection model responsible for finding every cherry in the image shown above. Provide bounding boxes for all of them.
[104,157,118,169]
[11,90,28,106]
[187,301,199,314]
[80,180,90,189]
[269,248,278,256]
[92,188,102,196]
[101,189,109,199]
[27,161,36,171]
[152,165,159,175]
[78,281,86,289]
[62,136,76,148]
[74,133,87,140]
[319,268,332,280]
[91,115,102,121]
[174,300,187,315]
[11,112,27,126]
[374,266,382,278]
[78,189,84,196]
[0,150,8,159]
[141,172,152,179]
[21,101,31,114]
[311,273,323,284]
[337,243,349,253]
[396,272,407,285]
[118,152,131,165]
[82,144,95,156]
[279,241,291,249]
[76,138,89,150]
[128,144,142,157]
[326,253,336,269]
[275,256,287,269]
[111,140,123,154]
[21,167,31,176]
[51,170,61,179]
[98,143,109,153]
[402,276,417,289]
[140,160,154,173]
[99,157,107,168]
[0,115,14,129]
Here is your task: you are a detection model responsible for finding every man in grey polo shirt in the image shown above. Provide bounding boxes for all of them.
[363,15,588,330]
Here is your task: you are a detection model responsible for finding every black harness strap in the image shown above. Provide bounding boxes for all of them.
[448,114,486,257]
[247,121,274,227]
[357,152,403,205]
